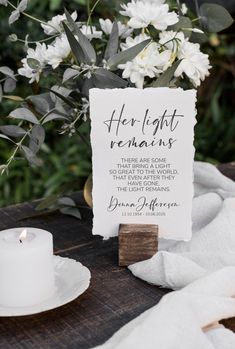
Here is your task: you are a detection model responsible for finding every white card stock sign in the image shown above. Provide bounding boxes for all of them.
[90,88,196,240]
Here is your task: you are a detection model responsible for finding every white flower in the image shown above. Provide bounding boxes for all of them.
[0,0,8,6]
[120,0,178,30]
[181,3,188,15]
[121,33,150,51]
[159,30,186,54]
[46,34,71,69]
[18,43,47,83]
[41,11,77,36]
[174,41,211,87]
[119,42,171,88]
[99,18,133,38]
[80,25,102,40]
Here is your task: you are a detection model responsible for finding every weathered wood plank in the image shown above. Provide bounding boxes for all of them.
[119,224,158,266]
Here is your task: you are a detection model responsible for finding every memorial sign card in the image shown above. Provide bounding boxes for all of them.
[90,88,196,240]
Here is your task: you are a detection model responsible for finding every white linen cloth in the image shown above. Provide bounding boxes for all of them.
[93,162,235,349]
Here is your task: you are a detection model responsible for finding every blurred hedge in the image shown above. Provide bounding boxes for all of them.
[0,0,235,207]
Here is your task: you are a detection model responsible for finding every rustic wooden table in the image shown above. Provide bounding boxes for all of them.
[0,163,234,349]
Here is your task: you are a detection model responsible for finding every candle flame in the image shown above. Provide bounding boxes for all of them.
[19,229,27,242]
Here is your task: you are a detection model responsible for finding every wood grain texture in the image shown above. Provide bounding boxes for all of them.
[119,224,158,266]
[0,163,234,348]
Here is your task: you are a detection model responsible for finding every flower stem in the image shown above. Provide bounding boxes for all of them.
[87,0,101,26]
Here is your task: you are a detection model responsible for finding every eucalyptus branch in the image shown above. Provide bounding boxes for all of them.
[7,0,60,33]
[15,34,59,45]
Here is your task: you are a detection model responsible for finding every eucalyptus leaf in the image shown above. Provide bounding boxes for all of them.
[0,125,26,137]
[21,145,42,166]
[18,0,28,12]
[62,22,87,64]
[169,16,192,38]
[49,88,76,108]
[107,39,151,70]
[58,196,76,207]
[42,112,68,124]
[200,3,234,32]
[36,194,58,211]
[27,95,50,114]
[63,68,79,83]
[60,206,81,219]
[9,108,39,124]
[151,60,182,87]
[93,68,128,88]
[3,77,16,93]
[9,9,20,25]
[104,21,119,60]
[0,133,15,143]
[64,8,96,63]
[29,125,45,153]
[0,66,15,78]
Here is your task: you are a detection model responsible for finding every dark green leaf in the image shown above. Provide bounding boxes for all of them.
[29,125,45,153]
[10,107,39,124]
[27,58,40,70]
[93,68,128,88]
[0,125,26,137]
[151,60,182,87]
[107,39,151,70]
[169,16,192,38]
[0,84,2,103]
[104,20,119,60]
[62,22,86,64]
[200,3,234,33]
[36,194,58,211]
[21,145,42,166]
[64,8,96,63]
[190,31,208,44]
[60,206,81,219]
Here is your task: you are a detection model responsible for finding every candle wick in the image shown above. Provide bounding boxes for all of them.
[19,239,22,243]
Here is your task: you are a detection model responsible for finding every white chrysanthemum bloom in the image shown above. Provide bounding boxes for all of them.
[80,25,102,40]
[159,30,187,54]
[41,11,77,35]
[120,33,150,50]
[120,0,178,30]
[175,41,211,87]
[99,18,133,38]
[18,43,47,83]
[46,34,71,69]
[119,42,172,88]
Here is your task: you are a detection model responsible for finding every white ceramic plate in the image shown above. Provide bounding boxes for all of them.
[0,256,91,317]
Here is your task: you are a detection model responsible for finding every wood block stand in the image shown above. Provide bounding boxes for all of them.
[119,224,158,266]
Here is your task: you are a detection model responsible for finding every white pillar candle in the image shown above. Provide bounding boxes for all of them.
[0,227,55,307]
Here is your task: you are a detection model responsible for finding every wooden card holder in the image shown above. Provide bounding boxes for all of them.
[118,224,158,266]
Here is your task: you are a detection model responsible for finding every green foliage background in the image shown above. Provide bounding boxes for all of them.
[0,0,235,207]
